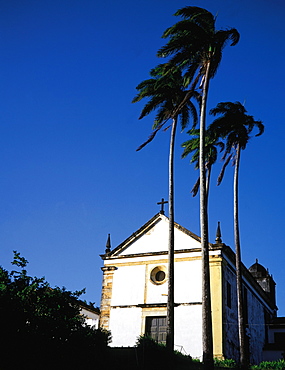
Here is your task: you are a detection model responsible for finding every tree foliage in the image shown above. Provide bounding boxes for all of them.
[0,251,110,369]
[133,63,198,151]
[181,128,224,197]
[209,101,264,185]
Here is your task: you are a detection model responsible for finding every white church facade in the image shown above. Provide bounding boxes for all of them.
[99,212,278,364]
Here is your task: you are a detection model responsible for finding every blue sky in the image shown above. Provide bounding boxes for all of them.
[0,0,285,315]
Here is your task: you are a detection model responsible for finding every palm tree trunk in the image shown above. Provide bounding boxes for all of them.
[206,164,211,207]
[166,116,177,351]
[234,144,247,368]
[199,60,214,369]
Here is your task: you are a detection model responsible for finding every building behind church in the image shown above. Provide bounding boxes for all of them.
[99,213,283,364]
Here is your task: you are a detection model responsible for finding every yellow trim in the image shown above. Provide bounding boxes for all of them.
[150,265,167,285]
[104,255,203,268]
[210,256,224,359]
[144,265,148,304]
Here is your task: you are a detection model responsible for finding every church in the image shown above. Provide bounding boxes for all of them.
[99,209,280,364]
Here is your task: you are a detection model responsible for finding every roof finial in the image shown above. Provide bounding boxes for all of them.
[215,221,222,243]
[157,198,168,215]
[105,234,111,254]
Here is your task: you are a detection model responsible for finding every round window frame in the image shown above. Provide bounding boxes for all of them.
[150,266,167,285]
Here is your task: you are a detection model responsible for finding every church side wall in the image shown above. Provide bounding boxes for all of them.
[223,261,239,362]
[246,284,268,364]
[222,255,274,365]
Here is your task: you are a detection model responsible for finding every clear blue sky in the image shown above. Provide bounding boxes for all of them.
[0,0,284,314]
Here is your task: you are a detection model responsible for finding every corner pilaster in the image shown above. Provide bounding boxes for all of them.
[99,266,117,330]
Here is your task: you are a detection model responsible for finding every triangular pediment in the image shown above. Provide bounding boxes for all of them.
[103,213,201,259]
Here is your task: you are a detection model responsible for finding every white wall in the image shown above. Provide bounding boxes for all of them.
[80,307,99,329]
[175,305,202,359]
[111,264,145,306]
[120,218,201,256]
[145,263,168,304]
[109,307,142,347]
[174,260,202,303]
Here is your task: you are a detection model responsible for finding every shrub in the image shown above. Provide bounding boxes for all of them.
[253,360,285,370]
[214,358,237,368]
[135,335,197,370]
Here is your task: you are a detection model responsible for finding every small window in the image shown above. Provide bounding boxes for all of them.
[150,266,167,285]
[274,332,285,344]
[227,282,232,309]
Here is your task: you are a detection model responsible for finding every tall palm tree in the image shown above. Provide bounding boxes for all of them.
[157,7,239,366]
[133,65,198,351]
[181,128,224,201]
[209,101,264,367]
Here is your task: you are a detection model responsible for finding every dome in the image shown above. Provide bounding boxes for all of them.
[248,259,268,278]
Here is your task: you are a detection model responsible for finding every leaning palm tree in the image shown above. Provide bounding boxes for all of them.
[181,128,224,202]
[209,101,264,367]
[157,7,239,366]
[133,64,198,351]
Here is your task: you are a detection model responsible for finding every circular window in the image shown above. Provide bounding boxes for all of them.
[150,266,167,285]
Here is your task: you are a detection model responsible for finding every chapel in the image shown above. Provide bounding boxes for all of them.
[99,211,279,364]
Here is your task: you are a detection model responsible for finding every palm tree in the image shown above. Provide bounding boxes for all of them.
[181,128,224,201]
[157,7,239,366]
[133,64,198,351]
[209,101,264,367]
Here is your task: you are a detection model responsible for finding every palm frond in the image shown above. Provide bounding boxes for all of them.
[185,100,198,128]
[136,121,166,151]
[174,6,215,31]
[133,60,199,151]
[217,154,232,185]
[138,96,165,119]
[254,120,264,136]
[215,28,240,48]
[191,176,200,197]
[209,101,264,152]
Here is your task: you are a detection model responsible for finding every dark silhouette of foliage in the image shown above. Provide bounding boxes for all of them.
[0,251,110,369]
[134,335,198,370]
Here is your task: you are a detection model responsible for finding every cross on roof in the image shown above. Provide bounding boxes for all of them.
[157,198,168,215]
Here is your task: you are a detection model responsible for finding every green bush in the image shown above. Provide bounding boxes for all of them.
[252,360,285,370]
[214,358,237,368]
